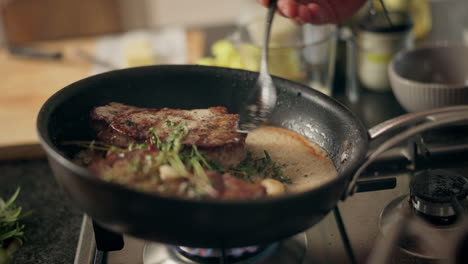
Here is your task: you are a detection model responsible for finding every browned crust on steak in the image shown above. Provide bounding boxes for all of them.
[91,103,245,147]
[90,102,247,167]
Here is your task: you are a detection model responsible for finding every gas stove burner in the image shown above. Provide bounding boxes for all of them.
[142,233,307,264]
[175,245,270,264]
[410,169,468,224]
[380,195,468,261]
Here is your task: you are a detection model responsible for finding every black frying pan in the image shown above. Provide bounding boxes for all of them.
[37,65,466,249]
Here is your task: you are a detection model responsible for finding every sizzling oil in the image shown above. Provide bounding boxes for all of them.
[246,126,337,193]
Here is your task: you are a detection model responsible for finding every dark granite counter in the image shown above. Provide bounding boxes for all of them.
[0,159,82,264]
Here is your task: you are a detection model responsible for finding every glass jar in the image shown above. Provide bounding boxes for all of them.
[357,11,414,91]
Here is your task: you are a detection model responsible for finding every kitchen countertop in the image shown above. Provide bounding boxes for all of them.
[0,38,94,159]
[0,159,82,264]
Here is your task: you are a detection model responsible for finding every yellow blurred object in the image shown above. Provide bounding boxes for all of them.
[197,40,242,69]
[198,40,304,82]
[212,40,243,69]
[408,0,431,40]
[268,47,304,82]
[245,14,300,47]
[383,0,409,10]
[197,57,217,66]
[375,0,431,40]
[238,43,260,71]
[123,37,157,68]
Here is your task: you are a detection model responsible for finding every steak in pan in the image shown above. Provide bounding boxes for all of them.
[90,102,247,168]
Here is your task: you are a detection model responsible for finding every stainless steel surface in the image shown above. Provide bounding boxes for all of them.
[379,195,468,261]
[74,216,97,264]
[238,0,277,132]
[412,195,457,217]
[367,105,468,139]
[366,202,409,264]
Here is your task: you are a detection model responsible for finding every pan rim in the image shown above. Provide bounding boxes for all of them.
[37,64,369,206]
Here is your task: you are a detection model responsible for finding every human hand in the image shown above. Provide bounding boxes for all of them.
[257,0,367,24]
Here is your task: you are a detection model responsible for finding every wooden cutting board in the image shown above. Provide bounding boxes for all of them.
[0,30,205,160]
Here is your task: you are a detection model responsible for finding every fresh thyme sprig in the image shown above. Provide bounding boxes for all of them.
[63,140,148,152]
[227,151,291,184]
[0,187,31,264]
[148,122,216,196]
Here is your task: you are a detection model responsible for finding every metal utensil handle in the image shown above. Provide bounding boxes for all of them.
[344,105,468,199]
[260,0,277,75]
[258,0,278,110]
[339,27,359,103]
[368,0,393,26]
[378,0,393,27]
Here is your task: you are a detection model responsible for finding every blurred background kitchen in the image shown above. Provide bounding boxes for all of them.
[1,0,468,159]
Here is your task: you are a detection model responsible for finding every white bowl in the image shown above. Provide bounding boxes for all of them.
[388,45,468,112]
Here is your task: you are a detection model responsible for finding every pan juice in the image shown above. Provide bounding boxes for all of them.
[246,126,338,193]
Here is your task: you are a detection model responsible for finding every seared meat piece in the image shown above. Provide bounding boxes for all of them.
[207,171,266,199]
[88,151,266,199]
[91,102,246,168]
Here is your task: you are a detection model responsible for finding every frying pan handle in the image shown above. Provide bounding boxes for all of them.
[367,105,468,139]
[343,105,468,199]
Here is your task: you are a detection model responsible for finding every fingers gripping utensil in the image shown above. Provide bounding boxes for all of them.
[238,0,278,132]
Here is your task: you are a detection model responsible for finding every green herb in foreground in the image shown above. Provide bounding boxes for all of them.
[0,188,31,264]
